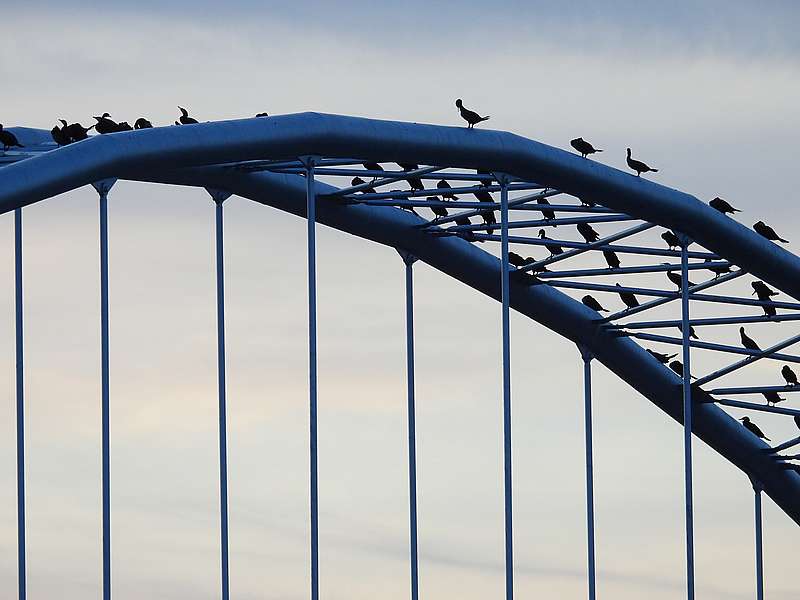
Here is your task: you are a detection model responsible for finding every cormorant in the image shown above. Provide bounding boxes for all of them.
[51,120,70,146]
[739,327,761,352]
[256,112,269,117]
[603,250,621,270]
[454,215,475,241]
[362,162,383,173]
[538,197,556,223]
[751,281,777,301]
[437,179,458,200]
[662,230,681,249]
[134,117,153,129]
[570,137,602,158]
[93,113,119,134]
[539,229,563,256]
[581,295,607,312]
[667,270,695,289]
[477,170,494,187]
[753,221,788,244]
[0,125,23,151]
[508,252,529,267]
[739,416,770,441]
[762,303,777,318]
[350,177,375,195]
[762,391,786,406]
[473,187,493,203]
[115,121,133,131]
[480,206,497,235]
[626,148,659,176]
[677,323,700,340]
[455,99,490,129]
[782,365,798,386]
[669,360,685,376]
[397,162,424,191]
[709,197,741,215]
[577,222,600,243]
[616,283,639,308]
[647,349,676,364]
[705,258,731,278]
[178,106,198,125]
[65,121,92,142]
[428,197,448,218]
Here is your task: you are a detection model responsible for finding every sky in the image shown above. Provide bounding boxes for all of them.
[1,1,800,599]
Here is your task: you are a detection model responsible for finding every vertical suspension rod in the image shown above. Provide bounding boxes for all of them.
[580,347,596,600]
[680,236,695,600]
[14,208,26,600]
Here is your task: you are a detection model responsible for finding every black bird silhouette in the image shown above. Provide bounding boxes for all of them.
[0,125,23,151]
[473,186,494,203]
[579,196,597,208]
[362,162,383,173]
[134,117,153,129]
[616,283,639,308]
[603,250,621,270]
[255,112,269,117]
[677,323,700,340]
[704,258,731,278]
[740,327,761,352]
[582,295,607,312]
[51,120,70,146]
[115,121,133,132]
[178,106,198,125]
[538,197,556,223]
[508,252,529,267]
[782,365,798,386]
[396,162,424,191]
[539,229,563,256]
[398,162,418,171]
[570,137,602,158]
[437,179,458,200]
[65,121,93,142]
[753,220,788,244]
[455,99,490,129]
[667,270,695,289]
[480,205,497,235]
[477,170,494,187]
[762,303,777,318]
[740,416,770,441]
[661,230,681,249]
[795,414,800,431]
[454,214,475,241]
[709,197,741,215]
[428,197,448,218]
[577,222,600,243]
[626,148,659,176]
[93,113,118,134]
[350,176,376,195]
[751,281,778,301]
[669,360,686,377]
[647,349,676,364]
[762,391,786,406]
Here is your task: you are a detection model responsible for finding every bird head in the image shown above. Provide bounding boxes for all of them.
[626,148,631,156]
[740,417,750,423]
[59,119,68,127]
[455,99,463,108]
[178,106,188,116]
[755,221,765,227]
[0,124,4,130]
[739,326,745,333]
[538,229,545,238]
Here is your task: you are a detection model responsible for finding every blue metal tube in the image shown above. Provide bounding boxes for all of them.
[403,255,419,600]
[214,199,230,600]
[99,190,111,600]
[499,178,514,600]
[580,349,596,600]
[15,208,26,600]
[753,481,764,600]
[680,239,695,600]
[306,158,320,600]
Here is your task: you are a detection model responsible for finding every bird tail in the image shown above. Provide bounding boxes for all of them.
[596,149,603,153]
[480,116,490,122]
[779,237,789,243]
[651,168,659,172]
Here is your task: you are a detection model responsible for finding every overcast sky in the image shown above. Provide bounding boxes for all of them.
[1,2,800,600]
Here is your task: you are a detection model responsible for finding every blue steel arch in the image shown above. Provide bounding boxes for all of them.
[2,113,800,527]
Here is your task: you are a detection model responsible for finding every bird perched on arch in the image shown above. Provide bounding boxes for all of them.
[581,295,607,313]
[93,113,119,134]
[570,137,602,158]
[427,197,448,219]
[661,230,681,250]
[677,323,700,340]
[762,391,786,406]
[739,416,770,441]
[0,125,24,151]
[704,258,731,278]
[134,117,153,129]
[350,176,376,195]
[751,281,778,301]
[616,283,639,308]
[115,121,133,132]
[538,197,556,223]
[667,270,695,289]
[177,106,198,125]
[626,148,659,176]
[577,222,600,243]
[508,252,531,267]
[65,121,93,142]
[739,327,761,352]
[781,365,798,386]
[753,221,788,244]
[603,250,621,270]
[51,120,71,146]
[646,349,676,364]
[455,99,489,129]
[709,197,741,215]
[437,179,457,200]
[538,229,563,256]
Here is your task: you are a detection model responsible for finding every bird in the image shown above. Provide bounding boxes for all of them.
[739,416,770,441]
[661,230,681,249]
[51,120,70,146]
[178,107,198,125]
[428,197,448,218]
[134,117,153,129]
[398,162,418,172]
[581,295,607,312]
[480,206,497,235]
[762,303,777,318]
[669,360,686,376]
[570,137,602,158]
[795,414,800,432]
[473,186,493,203]
[454,215,475,241]
[437,179,457,200]
[0,125,23,151]
[579,196,597,208]
[709,197,741,215]
[677,323,700,340]
[626,148,659,176]
[115,121,133,132]
[739,327,761,352]
[616,283,639,308]
[782,365,798,386]
[704,258,731,278]
[350,177,376,195]
[667,270,695,289]
[647,349,676,364]
[751,281,778,301]
[477,170,494,187]
[362,162,383,173]
[397,162,424,191]
[538,197,556,223]
[577,222,600,243]
[93,113,119,134]
[538,229,563,256]
[603,250,621,270]
[753,221,788,244]
[65,121,93,142]
[762,391,786,406]
[255,112,269,117]
[455,99,489,129]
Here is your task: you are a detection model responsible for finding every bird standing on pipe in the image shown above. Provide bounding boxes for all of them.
[455,99,489,129]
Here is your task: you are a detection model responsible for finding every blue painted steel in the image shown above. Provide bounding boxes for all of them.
[99,190,111,600]
[753,481,764,600]
[214,198,230,600]
[14,208,26,600]
[305,158,320,600]
[499,178,514,600]
[680,239,695,600]
[403,255,420,600]
[580,349,596,600]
